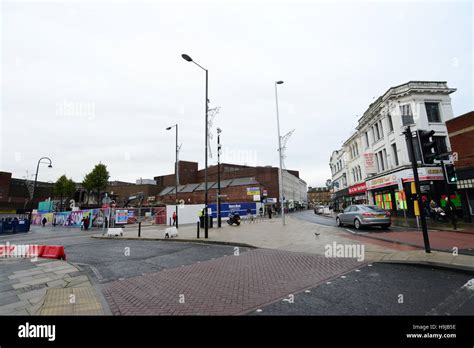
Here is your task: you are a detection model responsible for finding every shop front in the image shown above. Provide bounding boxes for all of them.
[332,188,349,212]
[366,167,446,217]
[348,183,367,204]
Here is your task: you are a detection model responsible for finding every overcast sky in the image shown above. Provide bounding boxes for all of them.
[1,0,472,187]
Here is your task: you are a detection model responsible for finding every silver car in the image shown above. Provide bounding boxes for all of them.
[336,204,391,230]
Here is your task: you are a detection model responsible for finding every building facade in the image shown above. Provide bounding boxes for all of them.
[446,111,474,222]
[330,81,458,216]
[154,161,307,207]
[307,187,331,205]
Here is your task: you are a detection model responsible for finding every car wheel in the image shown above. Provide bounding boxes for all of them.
[354,219,361,230]
[336,217,343,227]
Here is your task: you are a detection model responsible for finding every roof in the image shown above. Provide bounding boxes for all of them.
[157,177,262,196]
[229,177,259,186]
[179,183,200,193]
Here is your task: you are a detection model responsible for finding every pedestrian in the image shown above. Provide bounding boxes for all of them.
[268,207,272,219]
[172,211,177,226]
[84,216,90,231]
[42,217,47,227]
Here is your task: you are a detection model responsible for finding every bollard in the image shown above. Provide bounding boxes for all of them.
[169,218,172,226]
[138,222,141,237]
[197,221,200,239]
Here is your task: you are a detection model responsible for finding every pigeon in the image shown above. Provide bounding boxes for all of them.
[314,232,320,237]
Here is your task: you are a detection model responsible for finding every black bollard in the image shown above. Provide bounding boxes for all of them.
[197,221,200,239]
[138,222,141,237]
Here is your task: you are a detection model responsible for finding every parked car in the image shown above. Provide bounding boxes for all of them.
[314,205,324,215]
[336,205,391,230]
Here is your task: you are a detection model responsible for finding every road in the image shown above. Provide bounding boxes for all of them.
[250,262,474,315]
[1,225,473,316]
[292,209,409,232]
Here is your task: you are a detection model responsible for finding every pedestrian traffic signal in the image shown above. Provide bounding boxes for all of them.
[417,129,438,164]
[444,164,458,184]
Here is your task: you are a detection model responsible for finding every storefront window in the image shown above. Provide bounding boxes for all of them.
[375,193,392,210]
[440,194,461,208]
[395,190,407,210]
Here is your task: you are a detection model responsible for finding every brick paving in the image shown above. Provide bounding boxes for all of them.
[357,230,474,251]
[103,248,362,315]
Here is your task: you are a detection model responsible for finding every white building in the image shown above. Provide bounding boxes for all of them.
[330,81,456,215]
[282,170,308,207]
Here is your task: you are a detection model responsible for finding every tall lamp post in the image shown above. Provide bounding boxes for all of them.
[217,127,222,227]
[29,157,53,222]
[182,53,210,238]
[274,81,285,226]
[166,124,179,228]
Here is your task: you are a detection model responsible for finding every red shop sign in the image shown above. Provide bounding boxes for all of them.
[349,183,367,195]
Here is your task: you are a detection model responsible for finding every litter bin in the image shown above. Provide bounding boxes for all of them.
[2,221,13,233]
[17,220,30,233]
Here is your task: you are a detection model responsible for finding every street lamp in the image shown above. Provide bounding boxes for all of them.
[275,81,285,225]
[29,157,53,222]
[182,53,210,238]
[217,127,222,228]
[166,124,179,228]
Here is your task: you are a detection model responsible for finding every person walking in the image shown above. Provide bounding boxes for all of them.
[268,207,272,219]
[84,216,90,231]
[42,217,47,227]
[172,211,177,226]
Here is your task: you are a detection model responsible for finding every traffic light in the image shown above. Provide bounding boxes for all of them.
[444,164,458,184]
[417,129,438,164]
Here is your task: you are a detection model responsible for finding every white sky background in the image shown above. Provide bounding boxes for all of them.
[0,0,472,187]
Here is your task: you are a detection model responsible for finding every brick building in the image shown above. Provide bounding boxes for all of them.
[154,161,307,206]
[0,171,54,214]
[307,187,331,205]
[446,111,474,222]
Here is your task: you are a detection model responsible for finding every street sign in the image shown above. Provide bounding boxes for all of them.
[451,152,458,162]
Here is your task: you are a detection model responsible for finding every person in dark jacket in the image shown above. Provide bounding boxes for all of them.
[42,217,47,227]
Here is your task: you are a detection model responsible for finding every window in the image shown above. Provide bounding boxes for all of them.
[391,143,399,166]
[379,121,384,138]
[379,151,385,171]
[358,166,362,181]
[387,114,394,132]
[365,132,369,148]
[425,102,441,123]
[383,149,388,169]
[352,168,355,182]
[375,124,380,140]
[433,136,449,160]
[400,104,414,125]
[371,127,375,143]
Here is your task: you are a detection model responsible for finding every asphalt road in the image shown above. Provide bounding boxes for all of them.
[250,262,474,315]
[292,210,410,233]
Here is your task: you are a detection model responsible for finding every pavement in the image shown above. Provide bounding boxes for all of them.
[93,214,474,272]
[0,257,106,315]
[103,248,362,315]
